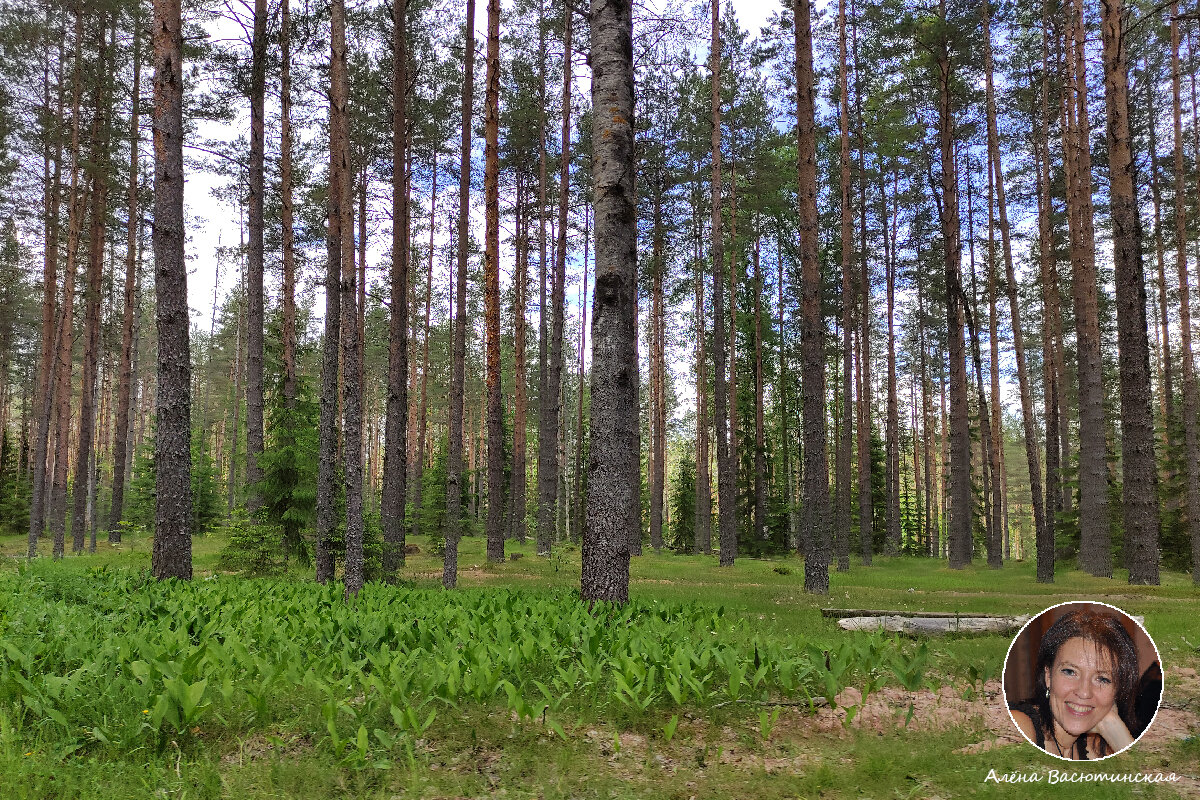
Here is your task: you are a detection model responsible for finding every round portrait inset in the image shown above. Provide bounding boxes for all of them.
[1002,602,1161,761]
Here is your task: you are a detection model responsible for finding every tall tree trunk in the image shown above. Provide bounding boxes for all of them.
[513,176,528,544]
[965,169,998,568]
[1147,68,1174,454]
[935,10,972,569]
[1034,132,1060,583]
[835,0,853,572]
[1065,0,1111,576]
[853,2,872,565]
[984,0,1046,579]
[315,9,345,585]
[30,13,64,554]
[281,0,296,415]
[331,0,364,596]
[442,0,473,587]
[228,261,244,513]
[726,166,738,564]
[151,0,192,579]
[106,10,137,542]
[482,0,504,564]
[753,227,765,546]
[986,148,1004,566]
[581,0,635,604]
[884,167,901,556]
[694,168,712,554]
[73,13,111,553]
[535,0,554,555]
[413,164,437,538]
[1099,0,1159,584]
[778,228,797,551]
[383,0,411,577]
[573,203,588,545]
[1170,3,1200,585]
[243,0,267,515]
[650,174,665,551]
[542,3,571,557]
[795,0,830,592]
[709,0,735,569]
[49,10,84,561]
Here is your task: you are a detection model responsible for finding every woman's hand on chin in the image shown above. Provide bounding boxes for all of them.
[1088,706,1134,753]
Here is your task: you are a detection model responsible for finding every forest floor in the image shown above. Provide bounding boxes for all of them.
[0,529,1197,799]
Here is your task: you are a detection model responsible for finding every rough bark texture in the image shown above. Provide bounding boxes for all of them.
[330,0,363,597]
[413,169,436,538]
[536,0,564,557]
[884,169,901,556]
[244,0,267,514]
[709,0,735,569]
[442,0,473,588]
[513,178,528,544]
[1100,0,1159,584]
[31,16,64,555]
[984,0,1046,578]
[108,17,140,542]
[1147,70,1174,454]
[73,16,109,554]
[315,1,345,586]
[281,0,296,415]
[650,175,666,551]
[482,0,505,565]
[49,12,84,561]
[753,231,765,547]
[835,0,853,572]
[1170,6,1200,585]
[573,203,589,545]
[581,0,636,604]
[383,0,411,578]
[936,21,972,570]
[693,168,712,554]
[795,0,830,593]
[1065,0,1111,577]
[151,0,193,580]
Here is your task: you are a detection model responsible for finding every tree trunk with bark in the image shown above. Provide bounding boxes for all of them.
[884,168,901,556]
[795,0,830,592]
[1099,0,1159,584]
[1169,4,1200,585]
[73,14,111,553]
[108,14,140,542]
[383,0,411,578]
[1064,0,1111,577]
[244,0,267,515]
[49,11,84,560]
[581,0,636,603]
[835,0,853,572]
[935,14,972,569]
[442,0,473,587]
[709,0,735,569]
[30,14,64,555]
[482,0,504,564]
[151,0,192,579]
[983,0,1046,579]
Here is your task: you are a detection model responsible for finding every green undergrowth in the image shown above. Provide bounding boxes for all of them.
[0,536,1196,798]
[0,562,928,778]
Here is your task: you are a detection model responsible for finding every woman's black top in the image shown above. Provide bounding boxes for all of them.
[1009,700,1104,759]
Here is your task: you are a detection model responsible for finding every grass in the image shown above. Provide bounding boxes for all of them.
[0,528,1197,799]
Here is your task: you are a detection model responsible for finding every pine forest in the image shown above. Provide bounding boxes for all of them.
[0,0,1197,795]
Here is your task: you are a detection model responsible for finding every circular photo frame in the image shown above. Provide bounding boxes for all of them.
[1002,601,1161,761]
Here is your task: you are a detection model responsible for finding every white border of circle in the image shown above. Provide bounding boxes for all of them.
[1001,600,1163,762]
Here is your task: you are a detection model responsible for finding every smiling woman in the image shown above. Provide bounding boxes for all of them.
[1004,603,1162,761]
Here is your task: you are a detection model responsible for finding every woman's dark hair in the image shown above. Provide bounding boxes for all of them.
[1028,607,1139,757]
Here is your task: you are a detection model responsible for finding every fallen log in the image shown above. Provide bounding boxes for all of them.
[822,608,1013,619]
[837,615,1031,636]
